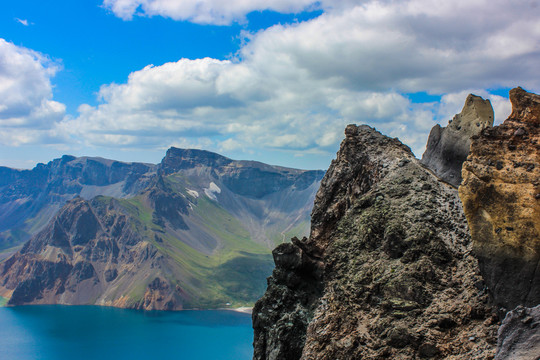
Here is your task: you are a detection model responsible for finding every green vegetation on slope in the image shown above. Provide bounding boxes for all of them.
[108,192,274,308]
[0,228,30,251]
[0,296,7,307]
[213,253,274,304]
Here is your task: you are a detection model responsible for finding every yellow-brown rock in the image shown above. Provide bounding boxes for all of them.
[459,87,540,310]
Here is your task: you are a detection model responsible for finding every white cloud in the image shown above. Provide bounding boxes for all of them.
[60,0,539,162]
[0,39,65,146]
[102,0,321,24]
[15,18,30,26]
[3,0,538,169]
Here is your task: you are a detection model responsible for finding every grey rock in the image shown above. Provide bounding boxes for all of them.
[495,305,540,360]
[421,94,494,186]
[253,124,498,360]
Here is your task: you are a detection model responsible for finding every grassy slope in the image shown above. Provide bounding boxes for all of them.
[0,296,7,307]
[2,172,305,309]
[117,190,275,308]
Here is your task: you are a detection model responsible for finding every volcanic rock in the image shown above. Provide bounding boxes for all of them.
[495,305,540,360]
[459,87,540,311]
[253,124,498,359]
[422,94,494,186]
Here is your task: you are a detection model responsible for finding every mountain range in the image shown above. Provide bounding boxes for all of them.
[0,148,323,309]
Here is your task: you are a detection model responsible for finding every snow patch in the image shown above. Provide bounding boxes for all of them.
[204,182,221,201]
[187,189,199,198]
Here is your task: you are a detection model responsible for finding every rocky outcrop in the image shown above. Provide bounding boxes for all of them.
[422,94,494,186]
[459,87,540,311]
[495,305,540,360]
[254,124,498,359]
[253,238,323,360]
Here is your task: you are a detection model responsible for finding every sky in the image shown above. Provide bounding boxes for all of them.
[0,0,539,170]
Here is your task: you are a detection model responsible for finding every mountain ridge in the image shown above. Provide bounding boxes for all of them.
[0,148,324,309]
[253,88,540,359]
[0,148,324,252]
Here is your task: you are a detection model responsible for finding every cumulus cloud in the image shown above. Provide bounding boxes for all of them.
[0,39,65,145]
[61,0,537,161]
[102,0,320,24]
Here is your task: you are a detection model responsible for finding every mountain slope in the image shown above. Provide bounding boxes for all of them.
[0,156,156,251]
[0,149,323,309]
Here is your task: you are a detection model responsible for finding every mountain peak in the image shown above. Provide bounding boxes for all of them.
[159,148,232,175]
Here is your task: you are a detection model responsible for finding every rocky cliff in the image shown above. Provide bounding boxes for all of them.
[254,124,498,359]
[459,87,539,313]
[0,197,175,309]
[0,149,324,309]
[422,94,493,186]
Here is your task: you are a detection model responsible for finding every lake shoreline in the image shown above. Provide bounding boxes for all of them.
[0,300,254,315]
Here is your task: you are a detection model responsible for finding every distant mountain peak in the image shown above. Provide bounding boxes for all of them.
[159,148,232,175]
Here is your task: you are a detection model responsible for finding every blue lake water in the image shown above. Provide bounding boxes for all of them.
[0,305,253,360]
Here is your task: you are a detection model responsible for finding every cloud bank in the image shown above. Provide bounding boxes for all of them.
[5,0,540,168]
[102,0,321,24]
[0,39,65,146]
[62,0,538,158]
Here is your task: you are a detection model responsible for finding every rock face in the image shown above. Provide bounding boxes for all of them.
[422,94,494,186]
[0,149,324,309]
[0,156,156,250]
[253,125,498,359]
[160,147,323,199]
[0,197,177,309]
[459,87,540,311]
[495,305,540,360]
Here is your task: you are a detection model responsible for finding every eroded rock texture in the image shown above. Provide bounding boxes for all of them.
[459,87,540,311]
[495,305,540,360]
[253,125,498,360]
[422,94,494,186]
[0,197,181,310]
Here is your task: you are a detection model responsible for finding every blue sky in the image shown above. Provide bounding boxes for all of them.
[0,0,322,114]
[0,0,538,170]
